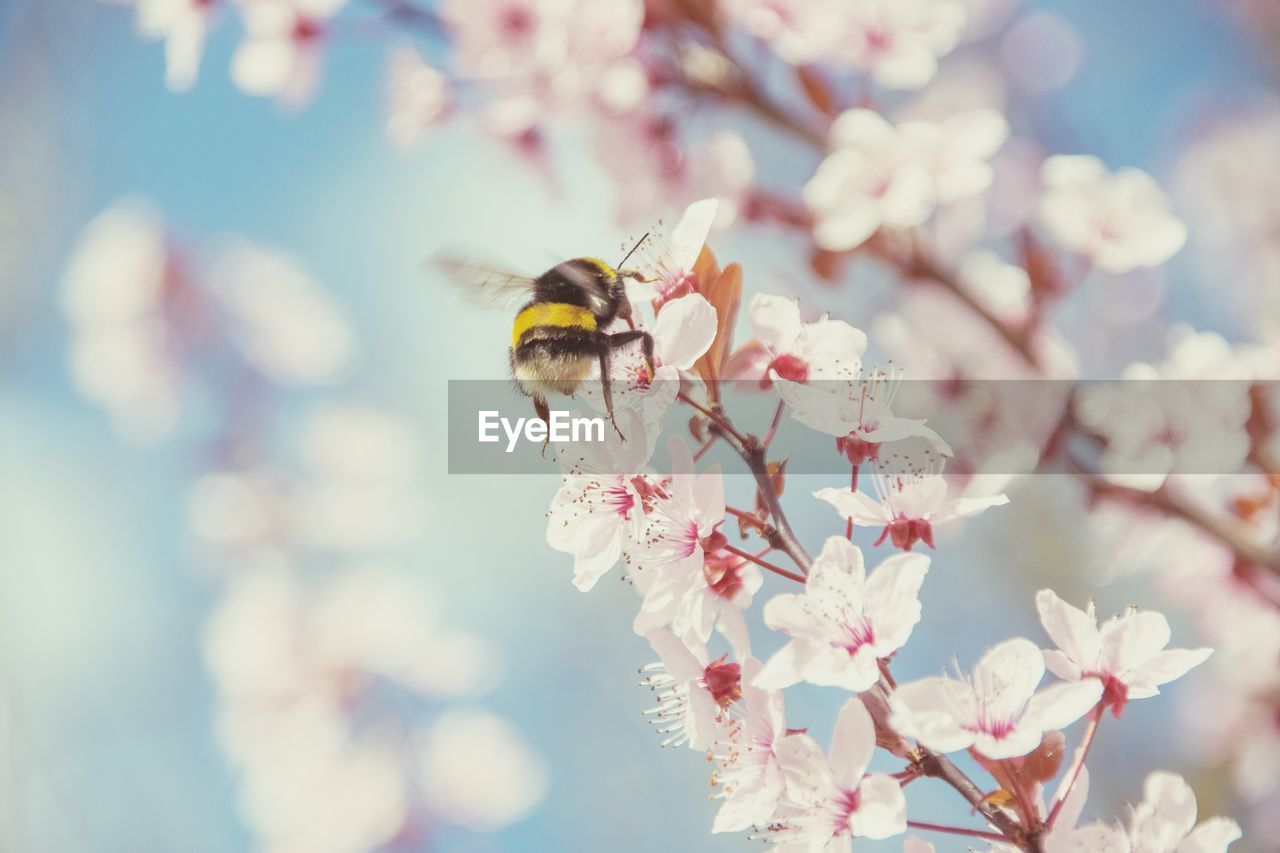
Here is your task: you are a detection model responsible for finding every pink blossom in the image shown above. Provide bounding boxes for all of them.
[814,463,1008,551]
[1038,154,1187,274]
[1035,590,1212,715]
[725,293,867,385]
[231,0,347,106]
[128,0,215,92]
[756,536,929,692]
[384,45,450,148]
[763,698,907,849]
[889,637,1103,759]
[641,629,743,750]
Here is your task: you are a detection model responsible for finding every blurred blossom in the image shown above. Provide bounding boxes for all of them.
[1173,103,1280,345]
[805,108,1006,251]
[117,0,214,92]
[720,0,845,66]
[1074,326,1278,491]
[418,709,549,831]
[206,240,355,386]
[231,0,348,105]
[61,199,183,440]
[1038,154,1187,274]
[384,45,450,149]
[830,0,967,90]
[1000,11,1083,95]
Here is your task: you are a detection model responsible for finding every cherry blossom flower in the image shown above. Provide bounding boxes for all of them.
[641,630,743,750]
[61,199,183,440]
[720,0,843,65]
[626,197,720,304]
[711,660,808,832]
[805,109,935,251]
[384,45,450,149]
[592,292,717,423]
[774,369,952,464]
[206,239,356,386]
[1035,590,1212,716]
[724,293,867,385]
[546,410,655,591]
[806,109,1005,251]
[764,698,907,849]
[1129,771,1242,852]
[815,462,1008,551]
[128,0,215,92]
[231,0,347,106]
[631,439,761,656]
[417,708,548,831]
[889,637,1103,759]
[439,0,564,78]
[1038,154,1188,274]
[830,0,967,90]
[755,536,929,692]
[1073,326,1271,491]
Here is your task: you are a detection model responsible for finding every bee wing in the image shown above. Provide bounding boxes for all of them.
[432,253,539,310]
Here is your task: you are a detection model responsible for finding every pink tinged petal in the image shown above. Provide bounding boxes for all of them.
[716,603,753,659]
[669,198,719,273]
[1036,589,1103,673]
[863,552,929,653]
[814,487,889,525]
[1128,647,1212,696]
[890,676,976,754]
[935,492,1011,521]
[754,639,810,689]
[972,723,1045,760]
[693,466,725,530]
[645,629,706,681]
[1053,765,1091,832]
[721,339,771,382]
[685,686,720,751]
[848,773,908,839]
[748,294,804,351]
[904,838,936,853]
[829,698,877,787]
[972,638,1046,722]
[762,593,823,640]
[776,378,851,437]
[653,294,717,369]
[1022,680,1103,732]
[1044,649,1085,683]
[712,786,769,833]
[1100,610,1173,676]
[796,318,867,379]
[812,535,867,591]
[1136,771,1199,843]
[1176,817,1242,853]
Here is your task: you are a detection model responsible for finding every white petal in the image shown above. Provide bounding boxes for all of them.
[850,774,907,839]
[1036,589,1103,673]
[1023,680,1103,732]
[889,676,975,753]
[646,629,705,681]
[749,293,803,350]
[1176,817,1242,853]
[653,294,717,369]
[828,698,876,788]
[972,638,1045,721]
[814,487,889,525]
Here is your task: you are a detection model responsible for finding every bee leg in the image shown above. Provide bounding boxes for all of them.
[533,395,552,457]
[596,345,625,441]
[606,330,657,381]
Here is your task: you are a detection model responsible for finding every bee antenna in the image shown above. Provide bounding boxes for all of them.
[617,232,650,268]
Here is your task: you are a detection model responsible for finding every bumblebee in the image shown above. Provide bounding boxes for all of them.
[438,246,656,440]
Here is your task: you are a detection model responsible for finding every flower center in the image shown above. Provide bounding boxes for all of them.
[840,618,876,655]
[702,531,748,600]
[702,656,743,708]
[604,477,636,519]
[764,353,809,386]
[836,435,880,465]
[872,517,934,551]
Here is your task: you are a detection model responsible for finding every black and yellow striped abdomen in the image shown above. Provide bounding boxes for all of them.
[510,302,602,397]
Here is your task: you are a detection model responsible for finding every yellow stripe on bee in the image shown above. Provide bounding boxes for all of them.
[511,303,597,348]
[581,257,615,278]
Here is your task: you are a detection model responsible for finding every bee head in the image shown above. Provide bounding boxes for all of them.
[538,258,629,325]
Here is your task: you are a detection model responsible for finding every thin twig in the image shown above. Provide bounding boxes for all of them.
[906,820,1008,844]
[1048,704,1102,828]
[723,543,806,584]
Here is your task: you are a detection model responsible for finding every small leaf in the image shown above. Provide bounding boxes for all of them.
[795,66,837,117]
